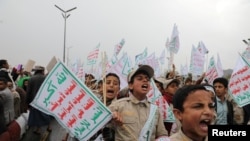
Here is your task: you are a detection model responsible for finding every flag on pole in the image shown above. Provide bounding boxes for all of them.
[242,47,250,63]
[216,53,224,77]
[108,39,126,67]
[147,79,175,122]
[166,23,180,54]
[189,45,205,76]
[87,43,100,65]
[158,49,165,65]
[135,47,148,65]
[114,38,125,56]
[197,41,209,55]
[228,54,250,107]
[205,56,219,85]
[107,53,132,89]
[180,64,188,76]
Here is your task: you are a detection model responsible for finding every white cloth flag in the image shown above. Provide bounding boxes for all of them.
[114,38,125,56]
[87,43,100,65]
[135,47,148,65]
[216,53,224,77]
[205,56,219,85]
[107,52,133,89]
[197,41,209,55]
[166,24,180,54]
[110,38,126,66]
[159,49,165,65]
[143,52,161,78]
[228,54,250,107]
[242,47,250,63]
[189,45,205,76]
[147,79,175,122]
[180,64,188,76]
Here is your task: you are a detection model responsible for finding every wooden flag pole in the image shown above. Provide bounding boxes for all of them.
[102,51,107,106]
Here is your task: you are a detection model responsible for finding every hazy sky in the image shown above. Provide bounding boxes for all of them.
[1,0,250,71]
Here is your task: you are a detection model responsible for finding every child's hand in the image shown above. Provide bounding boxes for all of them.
[112,111,123,126]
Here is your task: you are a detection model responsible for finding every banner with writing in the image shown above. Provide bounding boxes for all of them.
[228,55,250,107]
[107,52,132,89]
[87,43,100,65]
[205,56,218,85]
[189,45,205,76]
[147,79,175,122]
[30,61,112,140]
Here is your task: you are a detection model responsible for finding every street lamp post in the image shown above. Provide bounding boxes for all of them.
[55,5,77,63]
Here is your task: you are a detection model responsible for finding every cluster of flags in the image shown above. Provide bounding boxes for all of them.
[28,23,250,140]
[67,23,250,111]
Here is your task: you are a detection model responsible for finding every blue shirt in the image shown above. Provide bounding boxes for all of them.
[215,96,228,125]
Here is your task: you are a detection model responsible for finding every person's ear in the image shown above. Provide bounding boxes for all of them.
[128,83,133,90]
[173,108,183,121]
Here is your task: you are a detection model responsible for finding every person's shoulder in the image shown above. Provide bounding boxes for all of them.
[115,97,130,103]
[110,97,130,106]
[0,88,12,97]
[169,131,183,141]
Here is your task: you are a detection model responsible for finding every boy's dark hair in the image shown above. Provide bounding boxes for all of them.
[105,73,120,85]
[97,80,103,85]
[0,59,7,68]
[154,79,164,90]
[212,77,228,88]
[0,77,8,84]
[173,84,211,112]
[184,77,192,84]
[85,73,95,79]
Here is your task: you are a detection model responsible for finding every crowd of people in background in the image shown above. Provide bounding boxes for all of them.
[0,59,31,141]
[0,58,250,141]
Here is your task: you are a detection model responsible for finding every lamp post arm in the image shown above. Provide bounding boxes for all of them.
[55,5,66,13]
[66,7,77,13]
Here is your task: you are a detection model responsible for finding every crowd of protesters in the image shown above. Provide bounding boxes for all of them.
[0,59,31,141]
[0,58,250,141]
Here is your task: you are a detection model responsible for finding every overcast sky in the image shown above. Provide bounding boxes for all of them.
[1,0,250,71]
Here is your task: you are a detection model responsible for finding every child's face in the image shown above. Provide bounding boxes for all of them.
[174,90,215,140]
[85,75,94,88]
[164,82,179,95]
[7,81,13,91]
[97,83,103,95]
[129,73,150,100]
[105,76,120,100]
[23,80,29,87]
[155,81,163,92]
[0,81,7,91]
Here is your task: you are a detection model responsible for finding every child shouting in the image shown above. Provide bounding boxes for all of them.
[170,84,216,141]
